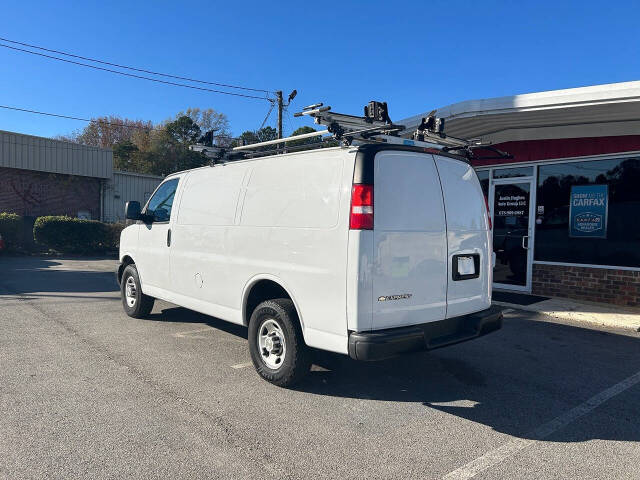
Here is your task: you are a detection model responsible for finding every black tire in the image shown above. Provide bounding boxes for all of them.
[248,298,311,387]
[120,264,155,318]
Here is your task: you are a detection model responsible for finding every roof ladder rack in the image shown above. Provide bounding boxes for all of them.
[232,128,331,152]
[225,100,512,162]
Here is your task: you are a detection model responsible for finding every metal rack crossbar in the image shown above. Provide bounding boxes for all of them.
[232,129,331,151]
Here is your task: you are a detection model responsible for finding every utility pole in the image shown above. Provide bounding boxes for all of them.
[276,90,283,139]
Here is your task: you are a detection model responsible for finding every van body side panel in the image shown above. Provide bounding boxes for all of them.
[371,151,448,330]
[119,225,139,265]
[230,149,353,353]
[434,156,492,318]
[170,165,249,313]
[346,230,374,332]
[162,290,243,324]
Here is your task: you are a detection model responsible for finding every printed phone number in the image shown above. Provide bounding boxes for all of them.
[496,210,525,216]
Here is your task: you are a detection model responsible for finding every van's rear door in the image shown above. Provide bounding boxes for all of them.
[371,150,447,330]
[433,155,492,318]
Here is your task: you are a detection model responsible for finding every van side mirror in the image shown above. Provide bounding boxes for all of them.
[125,201,142,220]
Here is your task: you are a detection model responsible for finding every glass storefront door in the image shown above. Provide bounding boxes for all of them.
[490,179,535,291]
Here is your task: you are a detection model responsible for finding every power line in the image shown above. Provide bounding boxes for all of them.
[0,104,233,141]
[0,104,152,129]
[285,107,295,137]
[259,101,276,130]
[0,43,269,101]
[0,36,271,94]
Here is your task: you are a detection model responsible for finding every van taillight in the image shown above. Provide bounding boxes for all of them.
[350,184,373,230]
[484,196,492,230]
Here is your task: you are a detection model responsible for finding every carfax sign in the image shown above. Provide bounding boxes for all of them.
[569,185,608,238]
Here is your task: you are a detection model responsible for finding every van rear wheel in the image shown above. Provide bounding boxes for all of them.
[121,264,155,318]
[248,299,310,387]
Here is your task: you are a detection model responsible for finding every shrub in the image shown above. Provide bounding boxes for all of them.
[0,213,23,251]
[104,223,126,249]
[33,216,124,254]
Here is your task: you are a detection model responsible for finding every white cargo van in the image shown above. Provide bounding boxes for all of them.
[117,141,502,386]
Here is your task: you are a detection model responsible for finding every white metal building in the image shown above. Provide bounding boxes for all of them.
[102,171,163,223]
[0,129,113,179]
[0,129,162,222]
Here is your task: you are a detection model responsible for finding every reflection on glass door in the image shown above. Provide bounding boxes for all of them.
[492,182,532,288]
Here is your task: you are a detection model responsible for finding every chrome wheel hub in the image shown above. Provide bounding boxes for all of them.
[125,276,137,308]
[258,318,286,369]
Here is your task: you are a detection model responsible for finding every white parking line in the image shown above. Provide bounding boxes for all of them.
[501,308,514,314]
[172,327,213,338]
[230,362,253,369]
[442,369,640,480]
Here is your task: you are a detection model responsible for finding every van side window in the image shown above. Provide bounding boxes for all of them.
[146,178,179,222]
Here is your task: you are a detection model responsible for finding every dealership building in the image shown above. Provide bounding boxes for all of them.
[403,80,640,306]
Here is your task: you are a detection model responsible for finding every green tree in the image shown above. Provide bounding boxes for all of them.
[144,148,207,177]
[288,126,321,147]
[176,107,231,146]
[165,116,202,146]
[289,126,339,149]
[143,124,207,176]
[256,126,277,143]
[112,141,139,171]
[57,108,228,176]
[232,126,278,149]
[70,116,153,150]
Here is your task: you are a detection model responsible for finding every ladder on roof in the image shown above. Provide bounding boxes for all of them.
[228,101,512,161]
[293,102,468,148]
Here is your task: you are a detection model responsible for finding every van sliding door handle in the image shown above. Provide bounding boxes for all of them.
[167,229,171,247]
[521,235,529,250]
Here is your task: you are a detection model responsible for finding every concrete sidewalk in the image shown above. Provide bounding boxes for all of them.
[494,295,640,332]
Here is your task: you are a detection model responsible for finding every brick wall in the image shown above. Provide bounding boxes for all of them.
[0,167,101,219]
[532,263,640,307]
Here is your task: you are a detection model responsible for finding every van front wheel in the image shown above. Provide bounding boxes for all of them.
[248,299,310,387]
[121,264,155,318]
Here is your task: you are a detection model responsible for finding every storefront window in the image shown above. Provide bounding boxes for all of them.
[535,157,640,267]
[476,170,489,197]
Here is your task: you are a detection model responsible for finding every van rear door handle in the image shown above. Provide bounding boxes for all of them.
[167,228,172,247]
[522,235,529,249]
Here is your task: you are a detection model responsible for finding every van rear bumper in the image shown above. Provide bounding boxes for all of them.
[348,305,503,361]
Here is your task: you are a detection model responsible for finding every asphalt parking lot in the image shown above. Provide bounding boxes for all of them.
[1,256,639,479]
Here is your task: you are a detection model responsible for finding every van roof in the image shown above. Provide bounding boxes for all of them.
[164,144,467,179]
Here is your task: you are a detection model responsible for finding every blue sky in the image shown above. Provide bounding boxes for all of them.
[1,1,638,139]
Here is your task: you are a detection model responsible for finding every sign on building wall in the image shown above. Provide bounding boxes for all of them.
[569,185,608,238]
